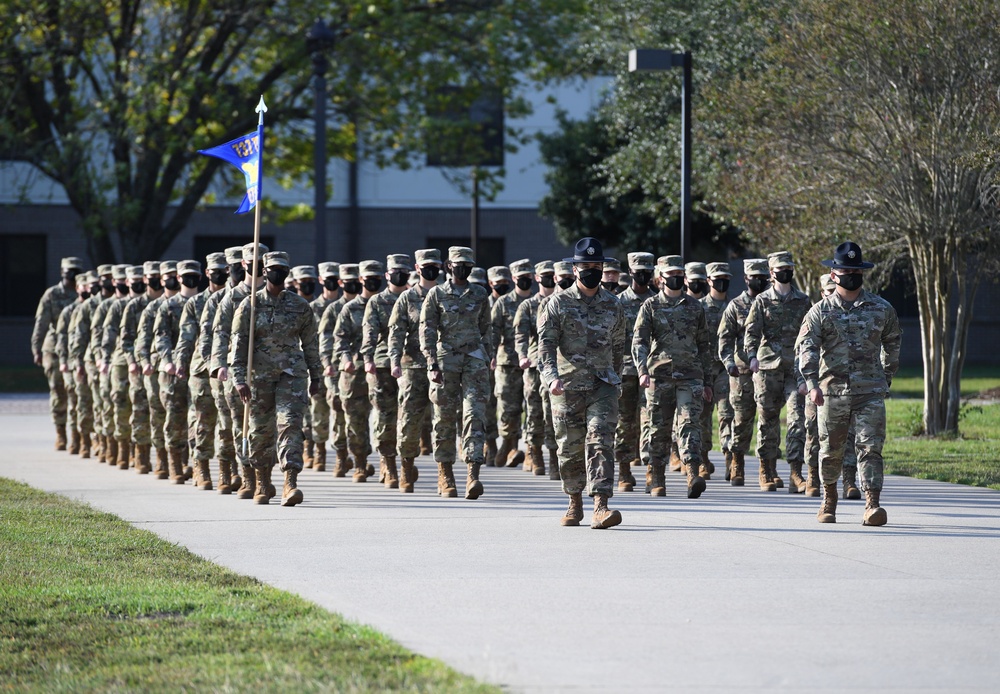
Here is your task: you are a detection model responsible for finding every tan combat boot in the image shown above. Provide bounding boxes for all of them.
[465,462,484,500]
[805,464,821,496]
[591,494,622,529]
[253,466,271,505]
[758,458,776,491]
[135,443,151,475]
[862,489,887,526]
[281,469,304,507]
[505,440,525,468]
[168,447,186,484]
[154,447,169,480]
[687,459,706,499]
[560,492,584,526]
[182,447,194,481]
[617,460,635,492]
[440,462,458,498]
[400,457,416,493]
[313,444,326,472]
[530,445,546,476]
[334,448,352,477]
[770,459,784,489]
[788,461,806,494]
[668,442,682,472]
[732,451,745,486]
[817,483,838,523]
[80,432,92,459]
[217,458,233,495]
[650,462,666,497]
[699,450,713,480]
[383,456,399,490]
[492,438,510,467]
[352,457,368,482]
[843,466,862,500]
[523,445,535,473]
[548,448,560,481]
[96,434,105,462]
[55,424,67,451]
[303,439,314,469]
[197,460,213,491]
[117,439,131,470]
[69,429,80,455]
[484,438,498,466]
[237,465,256,500]
[724,449,733,482]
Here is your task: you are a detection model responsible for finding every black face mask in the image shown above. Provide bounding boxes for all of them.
[578,268,602,290]
[774,269,794,284]
[210,271,229,286]
[323,277,339,291]
[147,277,162,291]
[63,270,80,283]
[710,278,730,293]
[342,280,362,295]
[539,275,555,289]
[663,275,685,291]
[115,282,128,295]
[687,280,707,295]
[632,270,652,287]
[388,272,409,288]
[363,277,383,293]
[90,285,101,297]
[78,291,90,301]
[493,283,511,296]
[181,275,200,289]
[164,276,180,291]
[601,281,618,291]
[101,278,114,292]
[266,268,290,286]
[747,277,770,293]
[299,280,317,296]
[834,273,864,291]
[516,276,533,291]
[230,264,246,283]
[451,264,472,281]
[131,281,146,294]
[557,277,574,290]
[420,265,441,282]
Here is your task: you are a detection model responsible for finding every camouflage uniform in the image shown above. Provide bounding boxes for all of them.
[31,257,83,443]
[699,261,735,477]
[55,294,82,447]
[744,251,811,490]
[800,246,901,524]
[420,247,493,498]
[136,261,178,462]
[309,261,342,468]
[119,262,163,462]
[92,266,128,459]
[490,259,533,468]
[69,268,110,456]
[632,255,714,498]
[318,276,355,473]
[102,266,146,467]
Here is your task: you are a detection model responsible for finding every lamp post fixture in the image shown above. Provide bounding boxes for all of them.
[307,18,334,264]
[628,48,693,261]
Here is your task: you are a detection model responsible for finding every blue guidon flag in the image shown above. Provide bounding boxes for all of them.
[198,132,261,214]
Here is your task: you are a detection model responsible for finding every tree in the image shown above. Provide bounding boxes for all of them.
[0,0,585,263]
[710,0,1000,435]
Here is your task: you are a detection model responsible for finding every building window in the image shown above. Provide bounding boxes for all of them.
[0,234,47,317]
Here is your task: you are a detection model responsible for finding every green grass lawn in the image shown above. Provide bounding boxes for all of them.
[888,365,1000,399]
[0,478,498,693]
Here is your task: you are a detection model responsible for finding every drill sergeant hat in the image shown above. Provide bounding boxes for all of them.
[821,241,875,270]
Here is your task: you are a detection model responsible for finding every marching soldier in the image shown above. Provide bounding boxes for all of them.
[318,264,361,477]
[800,242,901,525]
[32,256,84,449]
[633,255,714,499]
[685,262,709,299]
[602,258,622,293]
[389,249,442,492]
[538,261,577,478]
[420,246,493,500]
[538,237,625,528]
[93,265,129,463]
[718,259,770,486]
[699,262,734,480]
[55,273,91,454]
[613,252,655,492]
[361,254,414,489]
[745,251,811,492]
[308,262,342,472]
[69,265,113,459]
[291,265,319,466]
[491,258,534,470]
[233,251,322,506]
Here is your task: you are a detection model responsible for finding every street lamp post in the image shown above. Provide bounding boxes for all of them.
[307,19,334,263]
[628,48,693,260]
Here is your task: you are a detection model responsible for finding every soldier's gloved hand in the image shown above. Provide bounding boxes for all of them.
[309,380,320,396]
[727,364,740,378]
[809,388,824,406]
[430,369,443,385]
[639,374,651,389]
[143,363,154,376]
[749,358,760,373]
[703,387,713,402]
[364,361,376,374]
[550,379,564,396]
[217,367,229,382]
[519,357,531,369]
[391,366,402,379]
[128,362,139,375]
[236,383,251,403]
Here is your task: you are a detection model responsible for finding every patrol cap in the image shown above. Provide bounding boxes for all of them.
[206,252,228,271]
[359,259,384,276]
[553,261,574,276]
[61,257,85,272]
[509,258,533,276]
[488,266,512,283]
[78,271,96,286]
[159,260,178,275]
[658,255,685,273]
[603,258,622,273]
[535,260,554,275]
[177,259,202,276]
[448,246,475,264]
[470,267,488,285]
[627,252,655,271]
[386,254,413,272]
[415,249,442,266]
[241,242,270,263]
[263,251,290,268]
[142,261,161,276]
[707,261,732,277]
[768,250,795,269]
[684,262,708,280]
[318,262,340,278]
[224,246,244,265]
[291,265,318,280]
[97,264,114,277]
[339,263,360,281]
[744,258,769,276]
[126,265,145,280]
[821,274,837,293]
[112,264,129,281]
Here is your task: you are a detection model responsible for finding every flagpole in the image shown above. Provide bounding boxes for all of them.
[242,95,267,461]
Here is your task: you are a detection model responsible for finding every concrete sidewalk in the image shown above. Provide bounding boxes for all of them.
[4,407,999,693]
